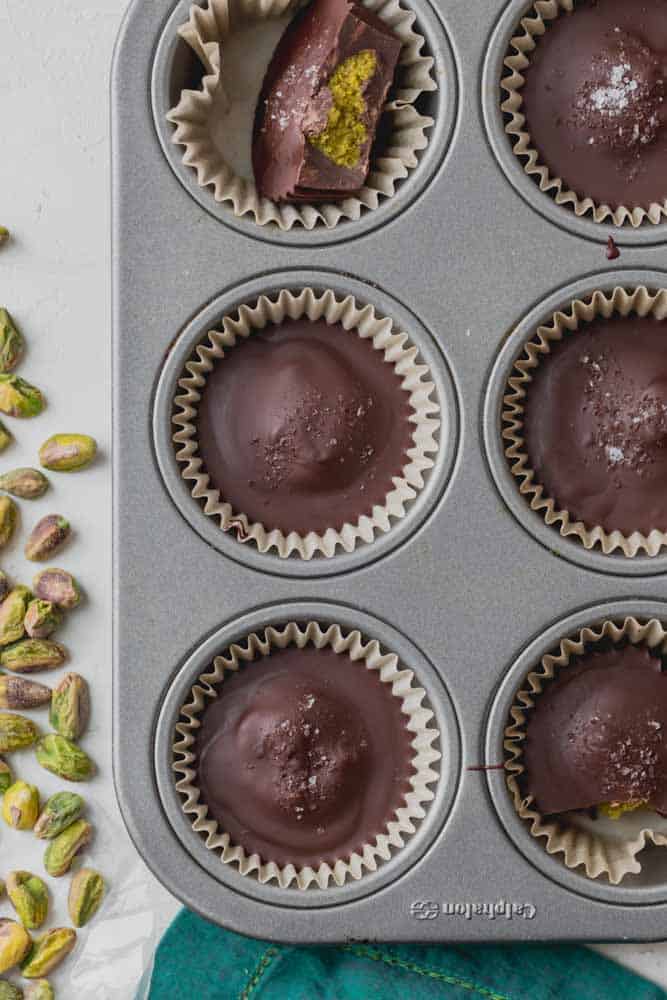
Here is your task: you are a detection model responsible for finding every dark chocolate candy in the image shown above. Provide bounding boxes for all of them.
[196,317,413,535]
[523,644,667,816]
[520,0,667,210]
[253,0,401,202]
[522,314,667,536]
[195,645,414,867]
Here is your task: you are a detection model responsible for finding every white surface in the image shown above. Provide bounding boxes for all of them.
[0,0,665,995]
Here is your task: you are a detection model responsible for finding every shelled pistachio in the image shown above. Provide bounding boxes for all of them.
[25,517,70,563]
[39,434,96,472]
[0,228,10,247]
[0,713,38,752]
[0,674,51,711]
[0,980,23,999]
[0,641,66,674]
[33,791,84,840]
[50,674,89,741]
[43,819,92,876]
[24,982,53,1000]
[3,782,39,830]
[23,602,60,641]
[35,735,93,782]
[5,873,48,930]
[0,311,24,374]
[0,756,11,793]
[21,928,75,978]
[0,424,12,454]
[0,497,16,550]
[0,574,9,603]
[0,588,32,647]
[0,377,44,419]
[32,570,80,610]
[0,919,31,974]
[0,470,49,501]
[68,868,105,928]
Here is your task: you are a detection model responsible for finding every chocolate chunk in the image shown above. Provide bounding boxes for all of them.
[522,314,667,535]
[253,0,401,201]
[195,645,414,867]
[196,318,413,535]
[523,644,667,816]
[520,0,667,209]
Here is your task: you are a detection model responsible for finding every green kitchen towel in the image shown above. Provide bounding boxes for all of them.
[144,908,667,999]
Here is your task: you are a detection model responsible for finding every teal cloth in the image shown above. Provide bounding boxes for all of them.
[145,908,667,999]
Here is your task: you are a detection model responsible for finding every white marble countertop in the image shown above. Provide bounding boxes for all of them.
[0,0,666,995]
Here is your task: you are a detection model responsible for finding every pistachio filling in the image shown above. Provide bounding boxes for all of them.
[309,50,378,167]
[598,800,646,820]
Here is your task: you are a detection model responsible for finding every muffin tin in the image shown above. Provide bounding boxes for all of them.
[113,0,667,941]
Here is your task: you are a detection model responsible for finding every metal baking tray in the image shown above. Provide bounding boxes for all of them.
[112,0,667,942]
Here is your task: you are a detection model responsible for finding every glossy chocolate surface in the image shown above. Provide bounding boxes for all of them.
[523,644,667,815]
[196,318,413,535]
[253,0,401,201]
[195,645,414,867]
[520,0,667,209]
[523,315,667,536]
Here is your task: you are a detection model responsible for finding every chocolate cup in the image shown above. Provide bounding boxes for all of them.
[166,0,435,230]
[172,621,441,889]
[504,616,667,884]
[172,286,440,559]
[502,0,667,228]
[502,285,667,558]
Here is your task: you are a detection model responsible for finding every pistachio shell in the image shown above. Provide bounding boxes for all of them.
[68,868,105,927]
[0,469,48,500]
[33,791,84,840]
[39,435,96,473]
[0,641,66,674]
[0,919,31,974]
[0,713,38,752]
[35,735,94,782]
[21,928,75,978]
[49,673,89,741]
[32,570,80,610]
[2,782,39,830]
[6,873,48,930]
[0,377,44,419]
[24,517,70,563]
[43,819,92,877]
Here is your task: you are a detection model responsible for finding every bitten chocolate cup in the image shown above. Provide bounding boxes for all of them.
[504,616,667,884]
[172,286,440,559]
[166,0,435,230]
[172,621,441,889]
[502,0,667,228]
[503,285,667,558]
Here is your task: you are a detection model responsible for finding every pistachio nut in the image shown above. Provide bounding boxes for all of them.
[24,517,70,563]
[33,791,84,840]
[38,434,96,473]
[0,674,51,711]
[32,570,80,610]
[0,423,12,454]
[43,819,92,877]
[0,713,38,752]
[68,868,105,928]
[23,602,60,641]
[0,756,11,794]
[6,873,48,930]
[49,673,89,741]
[0,377,44,419]
[0,919,31,974]
[0,311,24,374]
[0,641,66,674]
[2,782,39,830]
[0,228,9,246]
[0,470,49,501]
[24,982,53,1000]
[0,588,32,647]
[21,928,76,978]
[0,497,16,550]
[35,734,94,782]
[0,980,23,999]
[0,573,9,603]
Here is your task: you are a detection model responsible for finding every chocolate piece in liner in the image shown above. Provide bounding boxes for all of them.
[253,0,401,202]
[523,644,667,816]
[195,317,414,536]
[520,0,667,211]
[195,645,414,868]
[522,315,667,537]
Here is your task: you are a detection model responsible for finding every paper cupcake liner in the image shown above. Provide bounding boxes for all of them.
[505,615,667,884]
[172,620,441,889]
[502,0,667,228]
[172,286,441,559]
[503,285,667,557]
[167,0,436,230]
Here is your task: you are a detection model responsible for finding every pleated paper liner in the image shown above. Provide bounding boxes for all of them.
[505,616,667,885]
[503,285,667,558]
[502,0,667,228]
[172,286,440,559]
[172,621,441,889]
[167,0,435,230]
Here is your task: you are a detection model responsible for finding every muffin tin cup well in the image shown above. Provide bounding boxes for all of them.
[481,0,667,246]
[484,268,667,577]
[153,269,459,578]
[151,0,458,246]
[154,602,461,909]
[486,600,667,906]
